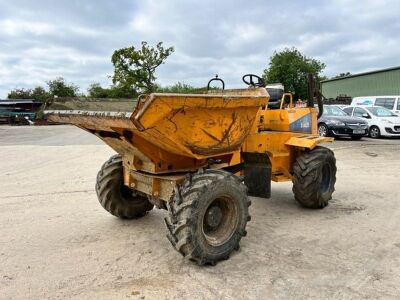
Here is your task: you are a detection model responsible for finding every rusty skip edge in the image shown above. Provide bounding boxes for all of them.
[45,110,132,118]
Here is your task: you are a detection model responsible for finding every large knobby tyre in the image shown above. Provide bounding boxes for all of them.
[96,154,153,219]
[165,169,251,266]
[292,146,336,209]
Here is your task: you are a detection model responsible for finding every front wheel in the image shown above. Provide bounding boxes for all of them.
[96,154,154,219]
[318,123,329,137]
[369,126,381,138]
[165,169,250,265]
[292,147,336,208]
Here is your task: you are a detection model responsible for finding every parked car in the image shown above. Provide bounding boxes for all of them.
[318,105,368,140]
[329,104,348,109]
[350,96,400,116]
[343,106,400,138]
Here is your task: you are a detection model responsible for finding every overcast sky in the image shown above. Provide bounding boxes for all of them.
[0,0,399,98]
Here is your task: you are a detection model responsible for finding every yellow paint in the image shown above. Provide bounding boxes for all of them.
[45,87,333,198]
[131,90,268,158]
[285,135,334,150]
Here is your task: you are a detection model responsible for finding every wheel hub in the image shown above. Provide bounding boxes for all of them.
[202,196,239,247]
[205,205,223,229]
[318,125,327,136]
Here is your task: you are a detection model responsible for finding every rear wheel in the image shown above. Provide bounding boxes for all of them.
[96,154,153,219]
[369,126,380,138]
[165,169,250,265]
[292,147,336,208]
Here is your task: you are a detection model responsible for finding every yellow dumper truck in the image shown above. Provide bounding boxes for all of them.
[44,74,336,265]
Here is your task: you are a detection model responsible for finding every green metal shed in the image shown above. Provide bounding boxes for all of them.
[321,66,400,99]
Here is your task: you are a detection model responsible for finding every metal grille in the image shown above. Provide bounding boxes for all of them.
[347,123,368,129]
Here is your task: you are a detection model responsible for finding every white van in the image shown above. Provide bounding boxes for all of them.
[351,96,400,115]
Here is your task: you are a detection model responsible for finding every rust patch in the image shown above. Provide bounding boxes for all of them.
[201,129,221,143]
[185,112,256,155]
[165,107,186,133]
[186,118,253,156]
[219,112,238,147]
[187,140,244,155]
[200,112,238,147]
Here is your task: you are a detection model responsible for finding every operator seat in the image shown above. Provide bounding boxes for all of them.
[266,87,283,109]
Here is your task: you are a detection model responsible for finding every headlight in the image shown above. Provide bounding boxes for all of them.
[326,119,345,126]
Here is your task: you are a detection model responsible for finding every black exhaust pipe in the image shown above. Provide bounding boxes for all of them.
[307,73,324,119]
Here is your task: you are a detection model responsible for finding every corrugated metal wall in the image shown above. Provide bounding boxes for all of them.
[321,68,400,99]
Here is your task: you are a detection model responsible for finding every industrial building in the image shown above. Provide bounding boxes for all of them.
[0,99,41,123]
[321,66,400,101]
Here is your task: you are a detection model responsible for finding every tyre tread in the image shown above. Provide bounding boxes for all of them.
[95,154,153,219]
[292,146,336,208]
[165,169,249,265]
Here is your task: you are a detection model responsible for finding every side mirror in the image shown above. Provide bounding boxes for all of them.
[362,113,370,119]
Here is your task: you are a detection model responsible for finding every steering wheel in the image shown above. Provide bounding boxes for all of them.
[242,74,265,87]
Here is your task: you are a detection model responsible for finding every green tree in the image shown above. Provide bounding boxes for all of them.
[156,82,211,94]
[87,83,138,98]
[263,48,326,99]
[47,77,79,97]
[87,83,110,98]
[7,88,33,99]
[107,85,138,98]
[7,86,50,102]
[111,41,174,93]
[31,86,51,102]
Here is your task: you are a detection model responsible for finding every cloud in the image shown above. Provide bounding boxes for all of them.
[0,0,399,97]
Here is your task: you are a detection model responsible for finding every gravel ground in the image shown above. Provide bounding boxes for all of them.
[1,125,400,299]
